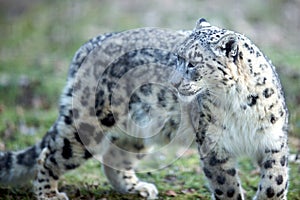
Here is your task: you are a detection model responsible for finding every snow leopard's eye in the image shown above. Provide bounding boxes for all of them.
[186,62,195,68]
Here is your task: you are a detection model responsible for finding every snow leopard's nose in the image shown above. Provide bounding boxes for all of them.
[170,70,183,89]
[170,56,186,88]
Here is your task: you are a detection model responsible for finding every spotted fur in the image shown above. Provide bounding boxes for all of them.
[0,19,291,200]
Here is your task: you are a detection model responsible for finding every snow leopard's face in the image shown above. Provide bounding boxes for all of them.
[171,18,240,96]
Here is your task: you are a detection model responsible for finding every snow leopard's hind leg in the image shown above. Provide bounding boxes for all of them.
[33,125,93,200]
[102,138,158,199]
[34,147,69,200]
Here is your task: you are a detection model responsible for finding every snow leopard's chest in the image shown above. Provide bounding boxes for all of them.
[194,83,287,159]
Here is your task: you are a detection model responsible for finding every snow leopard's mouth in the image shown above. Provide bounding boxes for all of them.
[171,77,200,96]
[170,56,202,96]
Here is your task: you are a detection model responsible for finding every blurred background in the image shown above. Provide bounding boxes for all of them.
[0,0,299,199]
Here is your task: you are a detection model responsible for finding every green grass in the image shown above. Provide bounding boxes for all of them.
[0,1,299,199]
[1,155,299,199]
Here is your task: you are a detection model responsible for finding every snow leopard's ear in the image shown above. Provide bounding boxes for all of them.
[194,18,211,30]
[210,34,239,62]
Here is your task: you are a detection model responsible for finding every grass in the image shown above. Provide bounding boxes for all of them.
[1,155,299,199]
[0,1,300,199]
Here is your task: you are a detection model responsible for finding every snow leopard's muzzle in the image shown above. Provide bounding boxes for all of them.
[170,55,202,97]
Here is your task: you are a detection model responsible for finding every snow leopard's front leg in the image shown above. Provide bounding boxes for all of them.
[254,141,289,200]
[102,139,158,199]
[103,166,158,199]
[201,152,244,200]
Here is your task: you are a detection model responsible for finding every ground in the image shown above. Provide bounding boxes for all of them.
[0,0,299,199]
